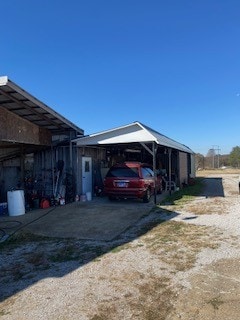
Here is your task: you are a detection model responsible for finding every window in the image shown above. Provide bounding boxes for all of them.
[85,161,90,173]
[107,167,139,178]
[142,167,153,178]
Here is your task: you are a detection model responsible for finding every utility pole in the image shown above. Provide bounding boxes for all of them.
[212,145,221,168]
[212,148,215,169]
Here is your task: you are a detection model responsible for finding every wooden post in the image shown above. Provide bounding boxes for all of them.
[168,148,172,195]
[20,146,25,189]
[153,142,157,204]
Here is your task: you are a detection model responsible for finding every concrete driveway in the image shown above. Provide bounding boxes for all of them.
[0,194,166,241]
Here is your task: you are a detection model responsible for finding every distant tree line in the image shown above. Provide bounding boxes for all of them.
[195,146,240,170]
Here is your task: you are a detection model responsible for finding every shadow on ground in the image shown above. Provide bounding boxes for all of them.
[0,194,178,302]
[199,177,225,197]
[0,177,220,302]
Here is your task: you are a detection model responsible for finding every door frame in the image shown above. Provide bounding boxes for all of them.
[81,156,93,194]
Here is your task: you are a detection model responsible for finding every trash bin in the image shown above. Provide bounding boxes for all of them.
[7,190,25,216]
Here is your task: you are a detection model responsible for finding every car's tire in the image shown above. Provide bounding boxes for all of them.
[108,196,115,201]
[143,188,151,203]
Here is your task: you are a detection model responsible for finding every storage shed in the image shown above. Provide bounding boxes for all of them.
[0,76,84,207]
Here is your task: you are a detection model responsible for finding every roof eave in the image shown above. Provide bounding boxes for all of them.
[0,76,84,135]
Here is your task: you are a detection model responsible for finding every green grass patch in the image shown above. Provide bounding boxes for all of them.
[0,231,56,250]
[160,178,204,206]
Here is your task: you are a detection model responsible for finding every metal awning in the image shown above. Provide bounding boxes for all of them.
[73,121,194,154]
[0,76,84,135]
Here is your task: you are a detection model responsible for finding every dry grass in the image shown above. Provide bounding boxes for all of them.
[128,275,174,320]
[207,296,225,310]
[89,218,225,319]
[161,171,239,215]
[183,197,229,215]
[141,220,221,271]
[90,275,175,320]
[196,168,240,177]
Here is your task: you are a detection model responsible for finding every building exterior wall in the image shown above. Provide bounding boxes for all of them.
[179,152,189,186]
[190,154,196,178]
[0,144,77,204]
[76,147,107,195]
[0,162,20,201]
[0,106,51,145]
[32,145,77,202]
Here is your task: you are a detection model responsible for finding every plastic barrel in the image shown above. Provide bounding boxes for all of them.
[7,190,25,216]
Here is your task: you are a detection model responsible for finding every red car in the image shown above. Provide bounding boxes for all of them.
[104,162,162,203]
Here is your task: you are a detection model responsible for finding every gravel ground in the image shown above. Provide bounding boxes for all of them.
[165,173,240,319]
[0,173,240,319]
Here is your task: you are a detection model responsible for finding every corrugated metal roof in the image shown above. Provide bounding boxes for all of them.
[74,121,194,154]
[0,76,84,135]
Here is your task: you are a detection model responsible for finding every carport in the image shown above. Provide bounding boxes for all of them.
[73,122,194,203]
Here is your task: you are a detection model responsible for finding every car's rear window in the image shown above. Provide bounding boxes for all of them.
[106,167,139,178]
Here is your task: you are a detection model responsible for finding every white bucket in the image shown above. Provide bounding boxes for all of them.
[80,194,87,202]
[7,190,25,216]
[86,192,92,201]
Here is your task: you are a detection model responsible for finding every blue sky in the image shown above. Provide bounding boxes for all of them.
[1,0,240,155]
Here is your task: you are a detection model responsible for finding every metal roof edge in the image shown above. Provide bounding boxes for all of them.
[72,122,147,144]
[73,121,194,154]
[0,76,84,135]
[135,121,158,142]
[86,122,139,138]
[138,121,194,154]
